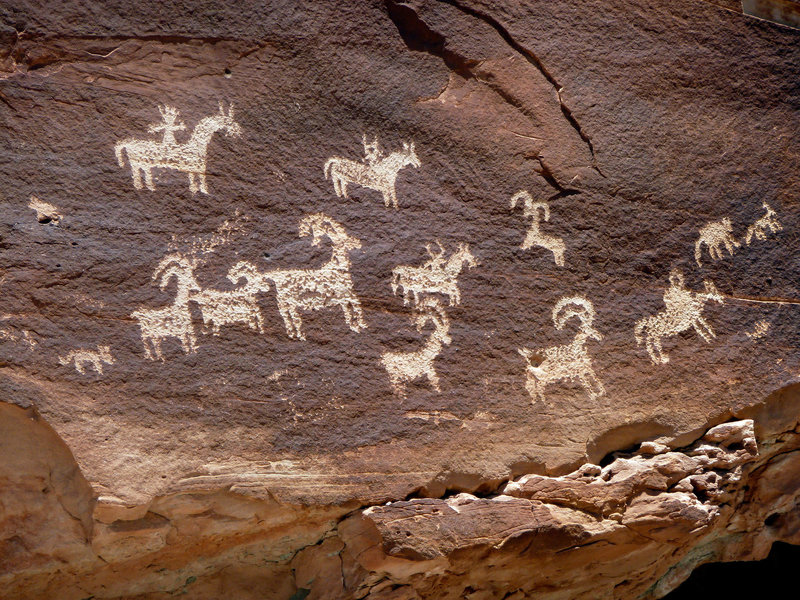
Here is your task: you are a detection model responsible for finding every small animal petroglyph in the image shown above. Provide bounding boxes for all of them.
[391,241,477,306]
[745,320,770,340]
[0,326,37,350]
[518,297,605,403]
[744,202,782,245]
[324,135,420,209]
[59,345,115,375]
[635,270,724,364]
[510,191,565,266]
[115,103,241,194]
[131,255,201,360]
[193,262,267,336]
[695,217,739,267]
[229,214,366,340]
[28,196,61,224]
[382,298,451,396]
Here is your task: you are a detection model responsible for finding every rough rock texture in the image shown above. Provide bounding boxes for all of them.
[1,0,799,598]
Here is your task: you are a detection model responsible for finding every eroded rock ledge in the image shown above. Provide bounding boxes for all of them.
[3,398,800,599]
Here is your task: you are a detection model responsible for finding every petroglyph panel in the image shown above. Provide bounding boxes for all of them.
[324,136,420,209]
[115,103,241,194]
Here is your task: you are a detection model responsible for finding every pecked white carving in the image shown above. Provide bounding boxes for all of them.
[324,135,420,209]
[510,191,565,266]
[229,214,367,340]
[694,217,740,267]
[744,202,782,245]
[28,196,61,224]
[59,345,115,375]
[635,269,724,364]
[381,298,451,396]
[115,103,241,194]
[518,296,604,403]
[391,240,477,306]
[131,254,201,361]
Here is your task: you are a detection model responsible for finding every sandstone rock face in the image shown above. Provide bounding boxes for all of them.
[0,1,799,598]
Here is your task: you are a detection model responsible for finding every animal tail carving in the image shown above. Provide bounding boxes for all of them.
[115,143,127,167]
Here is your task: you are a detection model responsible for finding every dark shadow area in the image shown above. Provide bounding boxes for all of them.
[664,542,800,598]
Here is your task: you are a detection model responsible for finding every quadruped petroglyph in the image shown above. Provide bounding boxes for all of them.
[695,217,740,267]
[391,241,477,306]
[324,135,420,209]
[59,345,115,375]
[635,270,724,364]
[131,254,201,361]
[230,214,367,341]
[510,191,565,266]
[115,103,241,194]
[518,297,605,403]
[382,297,452,396]
[745,202,782,245]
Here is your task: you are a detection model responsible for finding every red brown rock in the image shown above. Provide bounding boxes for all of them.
[0,0,799,598]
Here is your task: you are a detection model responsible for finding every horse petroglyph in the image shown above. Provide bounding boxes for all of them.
[518,297,605,403]
[745,202,782,245]
[324,135,420,209]
[229,214,366,340]
[391,240,477,306]
[59,345,115,375]
[510,191,565,266]
[695,217,740,267]
[115,103,241,194]
[635,270,724,364]
[382,298,452,396]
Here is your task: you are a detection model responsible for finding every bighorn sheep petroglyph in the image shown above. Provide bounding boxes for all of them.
[518,297,604,403]
[510,191,565,266]
[59,345,115,375]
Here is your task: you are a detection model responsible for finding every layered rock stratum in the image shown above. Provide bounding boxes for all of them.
[1,1,799,598]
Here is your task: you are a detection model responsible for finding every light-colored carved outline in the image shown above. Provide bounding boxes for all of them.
[59,345,115,375]
[518,296,605,403]
[229,214,367,340]
[695,217,739,267]
[324,136,420,209]
[744,202,782,245]
[510,191,565,266]
[391,240,477,306]
[381,297,451,396]
[635,270,724,364]
[115,102,241,194]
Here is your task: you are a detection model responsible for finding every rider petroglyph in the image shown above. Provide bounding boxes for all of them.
[744,202,782,245]
[518,296,605,403]
[510,191,565,266]
[635,269,724,364]
[391,240,477,306]
[115,103,241,194]
[59,345,115,375]
[694,217,740,267]
[324,135,420,209]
